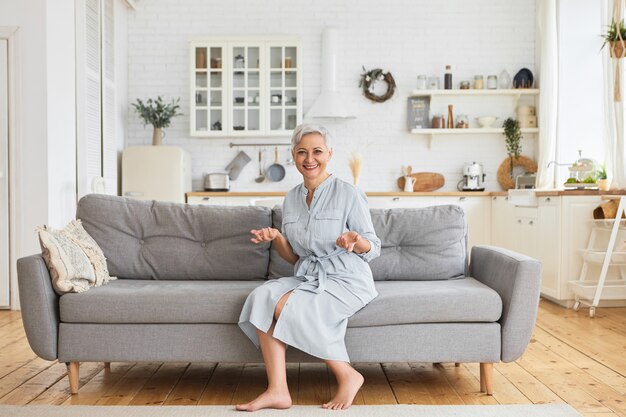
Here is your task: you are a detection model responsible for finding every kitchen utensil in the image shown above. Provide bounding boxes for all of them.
[476,116,498,128]
[254,151,265,183]
[457,162,485,191]
[265,147,286,182]
[513,68,534,88]
[204,172,230,191]
[397,172,445,192]
[403,176,416,192]
[224,150,251,180]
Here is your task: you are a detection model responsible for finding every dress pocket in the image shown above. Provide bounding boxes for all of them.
[314,209,344,241]
[282,214,300,240]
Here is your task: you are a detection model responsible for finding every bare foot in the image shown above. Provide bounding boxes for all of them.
[322,367,364,410]
[235,388,292,412]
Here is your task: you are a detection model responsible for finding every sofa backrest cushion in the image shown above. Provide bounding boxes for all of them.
[369,205,467,280]
[269,205,467,281]
[76,194,272,280]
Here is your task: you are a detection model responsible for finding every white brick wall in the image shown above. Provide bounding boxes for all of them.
[127,0,537,192]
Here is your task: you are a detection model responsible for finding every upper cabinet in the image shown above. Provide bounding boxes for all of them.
[190,38,302,137]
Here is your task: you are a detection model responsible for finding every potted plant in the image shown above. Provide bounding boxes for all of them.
[602,19,626,58]
[596,164,610,191]
[131,96,182,146]
[503,118,522,177]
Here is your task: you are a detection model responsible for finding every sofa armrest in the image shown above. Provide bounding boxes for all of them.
[469,245,541,363]
[16,255,59,361]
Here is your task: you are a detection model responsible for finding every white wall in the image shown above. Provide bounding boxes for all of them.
[126,0,538,192]
[46,0,77,227]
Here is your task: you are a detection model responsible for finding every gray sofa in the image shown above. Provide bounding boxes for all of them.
[17,194,541,396]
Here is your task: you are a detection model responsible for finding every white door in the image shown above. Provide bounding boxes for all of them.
[0,39,9,307]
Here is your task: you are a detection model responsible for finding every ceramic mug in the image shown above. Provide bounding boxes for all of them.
[404,176,416,192]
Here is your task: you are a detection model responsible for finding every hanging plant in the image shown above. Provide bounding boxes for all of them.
[602,19,626,59]
[359,67,396,103]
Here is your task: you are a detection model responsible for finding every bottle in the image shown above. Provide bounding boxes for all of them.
[447,104,454,128]
[444,65,452,89]
[474,75,484,89]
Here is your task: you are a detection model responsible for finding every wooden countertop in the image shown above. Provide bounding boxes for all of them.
[188,190,626,198]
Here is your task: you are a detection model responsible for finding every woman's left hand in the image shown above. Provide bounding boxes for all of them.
[336,231,362,252]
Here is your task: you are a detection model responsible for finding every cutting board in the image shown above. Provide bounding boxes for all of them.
[397,172,445,192]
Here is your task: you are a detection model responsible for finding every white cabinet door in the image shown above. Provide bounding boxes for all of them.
[536,196,561,299]
[437,196,491,251]
[190,43,227,136]
[367,196,437,209]
[491,196,516,250]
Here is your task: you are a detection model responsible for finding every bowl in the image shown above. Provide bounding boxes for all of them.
[476,116,498,128]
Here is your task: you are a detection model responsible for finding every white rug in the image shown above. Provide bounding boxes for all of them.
[0,404,582,417]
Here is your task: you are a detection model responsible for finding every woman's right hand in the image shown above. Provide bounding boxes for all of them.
[250,227,280,244]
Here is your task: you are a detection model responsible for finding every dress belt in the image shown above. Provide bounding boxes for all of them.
[295,248,345,294]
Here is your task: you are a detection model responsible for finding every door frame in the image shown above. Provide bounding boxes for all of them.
[0,26,21,309]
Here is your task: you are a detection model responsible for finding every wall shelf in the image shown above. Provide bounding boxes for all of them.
[410,128,539,149]
[409,88,540,97]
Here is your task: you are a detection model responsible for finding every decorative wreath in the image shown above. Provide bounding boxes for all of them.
[497,156,538,190]
[359,67,396,103]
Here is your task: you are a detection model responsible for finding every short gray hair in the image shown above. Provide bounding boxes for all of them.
[290,123,332,151]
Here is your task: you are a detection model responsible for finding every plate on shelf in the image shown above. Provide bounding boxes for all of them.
[563,182,598,189]
[513,68,534,88]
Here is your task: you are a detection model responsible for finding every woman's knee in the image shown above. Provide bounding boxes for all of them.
[273,291,293,320]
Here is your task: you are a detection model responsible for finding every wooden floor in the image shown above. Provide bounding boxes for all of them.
[0,300,624,416]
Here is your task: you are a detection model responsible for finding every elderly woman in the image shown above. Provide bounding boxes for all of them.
[237,124,381,411]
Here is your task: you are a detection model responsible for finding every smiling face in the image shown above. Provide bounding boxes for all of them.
[293,132,333,183]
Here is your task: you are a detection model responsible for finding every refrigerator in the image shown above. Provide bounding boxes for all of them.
[122,146,192,204]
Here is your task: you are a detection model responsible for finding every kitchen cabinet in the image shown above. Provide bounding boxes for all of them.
[367,196,437,209]
[491,196,515,249]
[437,196,491,251]
[536,196,561,299]
[190,37,301,137]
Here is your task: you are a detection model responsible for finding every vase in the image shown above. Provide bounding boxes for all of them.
[152,127,163,146]
[597,178,611,191]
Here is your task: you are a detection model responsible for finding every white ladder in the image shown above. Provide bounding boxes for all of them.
[571,196,626,317]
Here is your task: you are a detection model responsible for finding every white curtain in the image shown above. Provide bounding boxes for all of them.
[535,0,559,189]
[602,0,626,190]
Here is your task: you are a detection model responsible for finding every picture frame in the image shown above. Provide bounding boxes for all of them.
[407,96,430,130]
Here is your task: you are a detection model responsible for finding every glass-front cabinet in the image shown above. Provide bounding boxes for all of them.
[190,38,301,137]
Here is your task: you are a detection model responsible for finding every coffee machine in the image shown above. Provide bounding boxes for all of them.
[458,162,486,191]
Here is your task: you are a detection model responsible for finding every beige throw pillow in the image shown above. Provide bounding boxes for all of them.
[36,226,96,294]
[36,220,116,294]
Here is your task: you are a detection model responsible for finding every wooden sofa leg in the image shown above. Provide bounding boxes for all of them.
[480,363,493,395]
[104,362,111,370]
[454,363,460,367]
[67,362,80,394]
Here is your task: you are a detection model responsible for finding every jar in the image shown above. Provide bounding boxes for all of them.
[487,75,498,89]
[455,114,469,128]
[284,57,293,68]
[416,75,427,90]
[427,76,440,90]
[459,81,470,90]
[431,114,445,129]
[474,75,484,89]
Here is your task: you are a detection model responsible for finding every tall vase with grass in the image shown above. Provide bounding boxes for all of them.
[503,118,522,177]
[131,96,182,146]
[348,152,363,186]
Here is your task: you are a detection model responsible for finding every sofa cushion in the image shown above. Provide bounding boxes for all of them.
[368,206,467,281]
[76,194,272,280]
[60,279,265,324]
[349,279,502,327]
[269,205,467,281]
[59,278,501,326]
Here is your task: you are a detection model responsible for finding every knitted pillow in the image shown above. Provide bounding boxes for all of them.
[36,220,115,294]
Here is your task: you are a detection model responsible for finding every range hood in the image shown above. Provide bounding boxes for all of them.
[305,28,355,119]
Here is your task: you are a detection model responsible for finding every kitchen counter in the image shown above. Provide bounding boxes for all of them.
[188,190,626,198]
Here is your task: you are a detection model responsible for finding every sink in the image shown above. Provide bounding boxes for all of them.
[507,189,538,207]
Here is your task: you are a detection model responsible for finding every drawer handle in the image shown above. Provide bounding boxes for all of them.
[202,197,211,201]
[493,196,496,200]
[518,219,522,224]
[545,197,551,202]
[529,220,534,225]
[459,197,467,201]
[392,197,400,201]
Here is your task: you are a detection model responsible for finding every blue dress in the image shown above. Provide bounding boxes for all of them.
[238,175,381,362]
